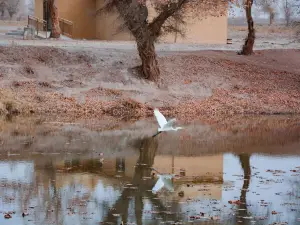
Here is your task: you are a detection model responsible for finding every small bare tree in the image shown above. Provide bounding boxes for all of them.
[98,0,227,82]
[283,0,292,25]
[0,1,6,19]
[257,0,277,25]
[282,0,300,26]
[5,0,21,20]
[239,0,256,55]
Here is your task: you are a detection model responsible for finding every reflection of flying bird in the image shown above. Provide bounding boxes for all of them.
[152,109,183,137]
[152,174,174,194]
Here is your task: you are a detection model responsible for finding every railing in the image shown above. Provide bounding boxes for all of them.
[28,15,47,35]
[59,18,74,38]
[28,15,74,38]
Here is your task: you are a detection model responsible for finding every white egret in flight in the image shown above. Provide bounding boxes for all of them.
[152,108,183,137]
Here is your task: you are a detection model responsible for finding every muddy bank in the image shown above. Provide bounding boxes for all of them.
[0,46,299,121]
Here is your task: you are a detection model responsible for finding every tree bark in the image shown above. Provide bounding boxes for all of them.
[240,0,255,55]
[137,39,160,82]
[49,0,61,38]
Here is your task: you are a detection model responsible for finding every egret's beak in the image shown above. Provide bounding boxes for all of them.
[152,131,162,138]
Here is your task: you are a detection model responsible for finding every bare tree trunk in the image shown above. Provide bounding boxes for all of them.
[285,14,290,27]
[49,0,61,38]
[240,0,255,55]
[9,13,14,20]
[269,12,275,25]
[269,13,272,25]
[137,39,160,82]
[284,0,290,27]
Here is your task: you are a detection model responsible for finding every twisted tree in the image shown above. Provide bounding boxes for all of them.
[239,0,255,55]
[98,0,227,82]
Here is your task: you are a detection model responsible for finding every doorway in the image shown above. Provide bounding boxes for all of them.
[43,0,51,31]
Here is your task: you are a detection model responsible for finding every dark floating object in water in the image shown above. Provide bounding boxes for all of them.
[22,212,29,217]
[178,191,184,197]
[4,214,12,219]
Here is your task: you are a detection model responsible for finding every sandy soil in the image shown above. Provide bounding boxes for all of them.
[0,45,299,123]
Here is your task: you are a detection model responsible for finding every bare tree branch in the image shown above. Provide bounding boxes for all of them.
[149,0,188,36]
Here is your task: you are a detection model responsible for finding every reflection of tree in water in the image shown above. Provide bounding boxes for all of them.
[34,160,63,225]
[103,137,180,225]
[8,158,64,225]
[235,153,252,224]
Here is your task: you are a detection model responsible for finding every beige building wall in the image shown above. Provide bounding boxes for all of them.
[35,0,96,39]
[96,0,134,41]
[95,1,227,44]
[161,16,228,44]
[35,0,227,43]
[146,1,228,44]
[58,0,96,39]
[153,154,224,178]
[34,0,43,19]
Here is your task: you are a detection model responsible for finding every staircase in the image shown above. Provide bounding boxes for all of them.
[27,15,74,39]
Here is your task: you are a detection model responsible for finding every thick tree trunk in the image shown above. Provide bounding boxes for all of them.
[49,0,61,38]
[240,0,255,55]
[137,39,160,82]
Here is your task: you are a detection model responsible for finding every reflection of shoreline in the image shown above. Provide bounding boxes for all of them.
[0,115,299,156]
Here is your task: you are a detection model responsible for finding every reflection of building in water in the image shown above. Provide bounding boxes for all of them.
[54,154,224,201]
[153,155,223,180]
[55,154,223,186]
[152,154,224,200]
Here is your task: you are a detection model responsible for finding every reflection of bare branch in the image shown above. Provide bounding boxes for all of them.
[103,137,181,224]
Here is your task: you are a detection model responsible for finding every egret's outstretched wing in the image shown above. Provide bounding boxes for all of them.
[163,118,176,129]
[152,177,165,194]
[162,177,174,192]
[154,109,167,128]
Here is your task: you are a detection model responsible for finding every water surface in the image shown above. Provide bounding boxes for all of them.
[0,116,299,225]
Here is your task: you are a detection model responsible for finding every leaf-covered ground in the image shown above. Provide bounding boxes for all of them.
[0,46,299,123]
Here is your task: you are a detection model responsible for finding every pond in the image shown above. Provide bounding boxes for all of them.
[0,115,299,225]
